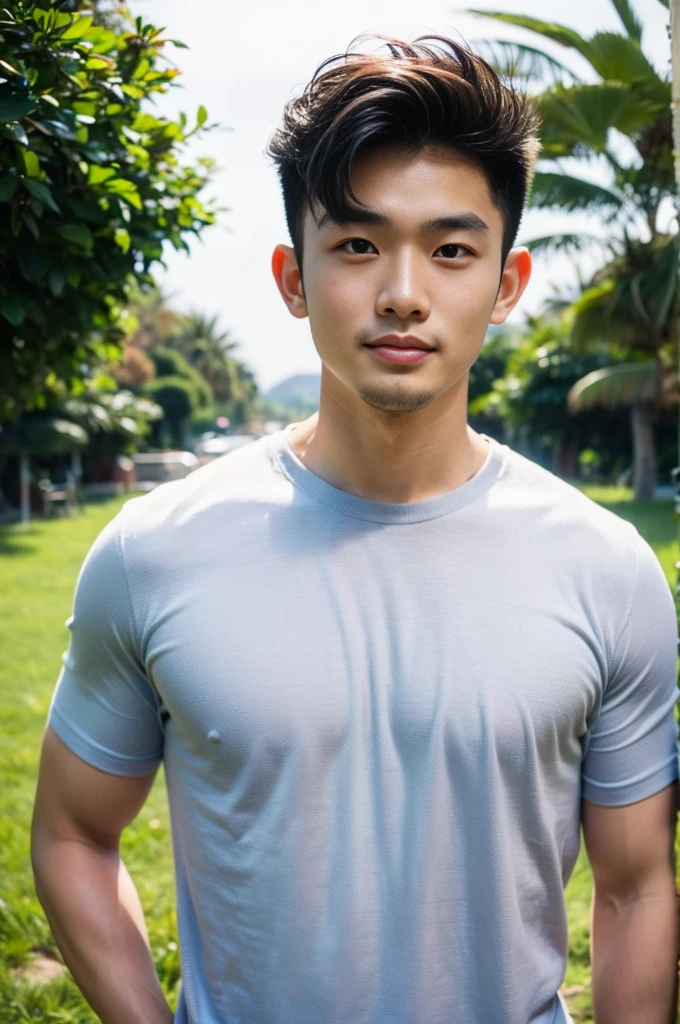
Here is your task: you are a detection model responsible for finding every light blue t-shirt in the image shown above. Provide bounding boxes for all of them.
[48,428,679,1024]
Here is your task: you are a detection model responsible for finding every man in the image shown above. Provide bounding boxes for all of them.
[32,35,679,1024]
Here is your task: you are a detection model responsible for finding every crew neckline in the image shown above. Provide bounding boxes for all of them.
[269,422,507,524]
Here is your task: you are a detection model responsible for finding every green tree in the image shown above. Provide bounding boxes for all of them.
[144,345,213,447]
[171,311,258,424]
[123,290,259,427]
[476,316,630,476]
[145,376,200,449]
[469,0,676,497]
[0,1,219,421]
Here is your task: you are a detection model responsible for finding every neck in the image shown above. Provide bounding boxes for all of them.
[288,368,490,504]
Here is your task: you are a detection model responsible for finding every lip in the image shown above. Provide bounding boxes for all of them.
[365,334,435,351]
[364,334,435,365]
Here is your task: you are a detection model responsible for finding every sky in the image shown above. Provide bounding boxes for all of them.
[129,0,671,392]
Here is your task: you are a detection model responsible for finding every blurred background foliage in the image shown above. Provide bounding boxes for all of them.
[0,0,219,420]
[0,0,678,507]
[469,0,677,497]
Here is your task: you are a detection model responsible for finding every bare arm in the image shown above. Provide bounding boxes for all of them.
[31,727,173,1024]
[583,784,679,1024]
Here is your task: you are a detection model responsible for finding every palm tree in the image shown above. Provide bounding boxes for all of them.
[171,312,258,421]
[467,0,676,497]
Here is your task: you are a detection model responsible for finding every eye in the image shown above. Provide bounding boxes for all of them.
[434,243,473,259]
[339,238,378,255]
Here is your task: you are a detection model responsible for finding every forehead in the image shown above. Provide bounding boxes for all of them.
[306,143,503,238]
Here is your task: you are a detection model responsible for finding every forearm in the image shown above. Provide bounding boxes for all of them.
[591,885,678,1024]
[32,834,172,1024]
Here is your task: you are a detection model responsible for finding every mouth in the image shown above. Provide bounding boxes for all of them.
[363,334,436,366]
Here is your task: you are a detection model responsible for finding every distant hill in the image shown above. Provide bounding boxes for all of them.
[266,374,321,408]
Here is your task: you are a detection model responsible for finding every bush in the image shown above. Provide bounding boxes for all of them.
[0,2,218,420]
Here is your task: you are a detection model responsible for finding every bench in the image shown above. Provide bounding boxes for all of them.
[39,481,80,518]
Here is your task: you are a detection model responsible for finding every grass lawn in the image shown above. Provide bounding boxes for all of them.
[0,486,678,1022]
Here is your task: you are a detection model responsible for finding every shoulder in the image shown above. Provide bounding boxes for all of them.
[494,446,656,654]
[101,435,289,598]
[496,444,641,560]
[118,433,284,543]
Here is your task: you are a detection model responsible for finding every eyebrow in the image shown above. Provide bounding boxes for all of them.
[317,210,489,234]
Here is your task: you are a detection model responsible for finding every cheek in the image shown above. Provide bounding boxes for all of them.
[305,270,369,330]
[442,264,500,318]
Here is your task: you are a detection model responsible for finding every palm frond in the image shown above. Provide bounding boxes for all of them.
[609,0,643,42]
[621,239,678,332]
[538,84,663,152]
[586,32,668,100]
[567,361,659,412]
[522,233,609,257]
[472,39,578,83]
[569,279,623,350]
[465,11,594,61]
[529,171,625,215]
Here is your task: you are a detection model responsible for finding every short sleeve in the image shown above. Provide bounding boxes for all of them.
[47,507,164,777]
[582,532,680,806]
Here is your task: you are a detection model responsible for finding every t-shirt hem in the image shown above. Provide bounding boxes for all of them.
[49,703,163,777]
[582,754,679,807]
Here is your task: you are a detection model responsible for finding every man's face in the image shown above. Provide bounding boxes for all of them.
[274,144,530,414]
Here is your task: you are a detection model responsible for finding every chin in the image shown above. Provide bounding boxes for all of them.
[356,382,438,413]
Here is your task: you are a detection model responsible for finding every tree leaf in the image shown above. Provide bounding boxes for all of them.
[537,84,660,151]
[56,223,94,250]
[0,58,21,75]
[22,209,39,239]
[465,10,594,61]
[65,261,81,288]
[529,172,624,214]
[473,39,579,84]
[0,93,37,122]
[0,122,28,145]
[23,177,61,213]
[30,117,77,141]
[609,0,643,43]
[48,265,66,297]
[0,175,18,201]
[88,165,116,185]
[22,149,40,177]
[567,362,659,412]
[104,177,142,209]
[60,14,93,40]
[86,56,113,70]
[197,104,208,127]
[523,232,607,256]
[586,32,665,95]
[114,227,131,253]
[16,244,49,282]
[132,57,151,80]
[0,293,26,325]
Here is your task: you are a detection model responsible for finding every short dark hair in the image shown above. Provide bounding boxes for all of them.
[267,35,540,271]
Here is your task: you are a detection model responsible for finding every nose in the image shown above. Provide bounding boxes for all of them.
[376,249,431,322]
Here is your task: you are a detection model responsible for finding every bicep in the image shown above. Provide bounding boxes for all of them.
[582,784,678,898]
[32,726,158,851]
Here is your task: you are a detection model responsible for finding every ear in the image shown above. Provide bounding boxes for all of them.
[271,244,308,319]
[489,247,532,324]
